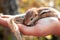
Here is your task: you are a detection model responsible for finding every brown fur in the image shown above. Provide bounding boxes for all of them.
[24,7,59,26]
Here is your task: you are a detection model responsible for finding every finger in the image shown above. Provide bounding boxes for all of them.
[0,18,8,27]
[0,15,12,18]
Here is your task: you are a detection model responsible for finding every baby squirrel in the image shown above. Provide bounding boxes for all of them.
[14,7,60,26]
[23,7,60,26]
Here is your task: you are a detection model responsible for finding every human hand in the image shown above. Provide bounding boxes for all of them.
[0,15,60,37]
[0,15,12,27]
[18,17,60,36]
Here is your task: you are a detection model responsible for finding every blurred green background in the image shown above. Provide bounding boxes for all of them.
[18,0,60,13]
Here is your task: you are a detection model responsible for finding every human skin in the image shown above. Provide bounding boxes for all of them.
[0,15,60,37]
[18,17,60,36]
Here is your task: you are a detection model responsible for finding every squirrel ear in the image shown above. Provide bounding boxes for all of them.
[25,10,33,18]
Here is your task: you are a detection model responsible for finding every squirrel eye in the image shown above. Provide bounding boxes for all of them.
[30,18,33,20]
